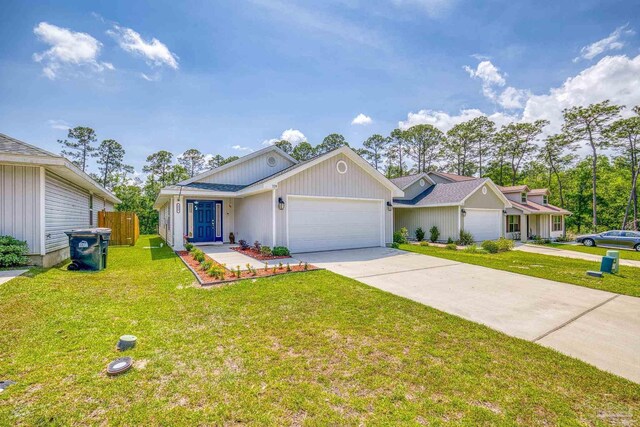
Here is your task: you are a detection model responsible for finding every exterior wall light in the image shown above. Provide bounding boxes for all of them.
[386,201,393,211]
[502,209,507,215]
[461,208,466,216]
[278,197,285,210]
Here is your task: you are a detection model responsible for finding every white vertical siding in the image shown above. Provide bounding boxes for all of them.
[45,171,90,252]
[199,152,295,185]
[394,206,459,242]
[274,153,393,246]
[463,186,505,209]
[235,192,272,246]
[0,165,41,254]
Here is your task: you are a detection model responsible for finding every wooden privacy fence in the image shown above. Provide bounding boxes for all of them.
[98,211,140,246]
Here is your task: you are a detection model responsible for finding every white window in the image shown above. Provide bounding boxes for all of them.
[543,195,548,205]
[521,193,527,203]
[552,216,562,232]
[507,215,520,233]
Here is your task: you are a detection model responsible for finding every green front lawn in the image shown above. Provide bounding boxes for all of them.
[1,236,638,425]
[400,244,640,297]
[547,242,640,261]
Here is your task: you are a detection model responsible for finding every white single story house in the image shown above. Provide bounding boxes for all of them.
[154,146,403,252]
[154,146,571,253]
[0,133,120,266]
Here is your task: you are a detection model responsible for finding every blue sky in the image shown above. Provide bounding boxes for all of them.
[1,0,639,173]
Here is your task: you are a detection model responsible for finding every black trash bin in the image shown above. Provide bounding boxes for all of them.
[65,228,111,271]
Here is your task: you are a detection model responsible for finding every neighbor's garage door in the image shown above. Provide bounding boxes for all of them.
[463,209,502,241]
[288,197,384,253]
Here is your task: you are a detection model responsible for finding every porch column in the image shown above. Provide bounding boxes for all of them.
[520,214,527,242]
[173,196,185,251]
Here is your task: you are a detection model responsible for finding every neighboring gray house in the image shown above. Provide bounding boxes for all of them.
[0,133,120,267]
[154,146,403,252]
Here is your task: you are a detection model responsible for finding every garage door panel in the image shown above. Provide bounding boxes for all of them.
[288,197,383,252]
[463,209,502,242]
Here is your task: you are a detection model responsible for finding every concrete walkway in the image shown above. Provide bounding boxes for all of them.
[515,243,640,268]
[0,269,28,285]
[200,245,299,270]
[296,247,640,383]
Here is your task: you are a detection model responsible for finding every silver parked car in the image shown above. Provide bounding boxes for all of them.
[576,230,640,251]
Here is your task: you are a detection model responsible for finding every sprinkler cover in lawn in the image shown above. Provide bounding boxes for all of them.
[0,380,16,392]
[117,335,137,351]
[107,357,133,376]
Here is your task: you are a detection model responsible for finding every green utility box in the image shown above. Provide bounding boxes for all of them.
[65,228,112,271]
[600,256,615,274]
[606,250,620,274]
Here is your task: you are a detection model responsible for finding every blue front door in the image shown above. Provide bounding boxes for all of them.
[189,200,223,243]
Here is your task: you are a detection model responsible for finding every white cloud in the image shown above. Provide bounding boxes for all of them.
[498,86,531,109]
[262,129,307,146]
[574,24,634,62]
[47,119,71,130]
[108,25,179,69]
[33,22,113,79]
[140,72,160,82]
[464,60,506,88]
[351,113,373,125]
[523,54,640,134]
[232,145,254,153]
[399,108,516,132]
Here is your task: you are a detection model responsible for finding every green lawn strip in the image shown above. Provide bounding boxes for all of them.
[547,243,640,261]
[0,236,638,425]
[400,244,640,297]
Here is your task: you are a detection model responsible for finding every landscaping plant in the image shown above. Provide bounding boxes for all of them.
[272,246,290,256]
[0,235,29,268]
[192,249,205,263]
[415,227,425,242]
[184,242,194,252]
[445,243,457,250]
[481,240,499,253]
[496,237,515,252]
[393,227,408,244]
[390,242,400,249]
[419,241,429,246]
[253,241,261,252]
[447,237,454,244]
[260,246,272,256]
[429,226,440,242]
[239,239,249,250]
[457,229,474,246]
[200,260,213,271]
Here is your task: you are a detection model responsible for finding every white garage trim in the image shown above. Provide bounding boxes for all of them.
[286,195,385,252]
[463,208,503,241]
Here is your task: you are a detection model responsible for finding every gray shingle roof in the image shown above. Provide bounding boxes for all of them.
[394,178,486,206]
[0,133,59,157]
[186,182,247,192]
[390,174,422,189]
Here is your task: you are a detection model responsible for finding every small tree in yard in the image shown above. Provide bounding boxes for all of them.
[429,226,440,242]
[0,236,29,267]
[415,227,425,242]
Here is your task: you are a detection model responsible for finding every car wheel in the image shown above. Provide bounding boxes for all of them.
[583,239,595,247]
[635,244,640,252]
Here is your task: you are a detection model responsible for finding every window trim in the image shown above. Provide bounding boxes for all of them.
[552,215,562,232]
[507,215,521,233]
[543,195,548,205]
[521,193,527,203]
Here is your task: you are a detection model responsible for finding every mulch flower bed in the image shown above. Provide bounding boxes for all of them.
[177,251,317,286]
[230,246,291,261]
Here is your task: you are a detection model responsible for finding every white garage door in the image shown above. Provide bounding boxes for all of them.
[463,209,502,241]
[288,197,384,253]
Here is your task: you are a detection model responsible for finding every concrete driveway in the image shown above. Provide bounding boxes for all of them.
[0,269,28,285]
[296,247,640,383]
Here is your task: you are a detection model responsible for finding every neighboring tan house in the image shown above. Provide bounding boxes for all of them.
[0,133,120,266]
[154,146,403,253]
[392,172,513,242]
